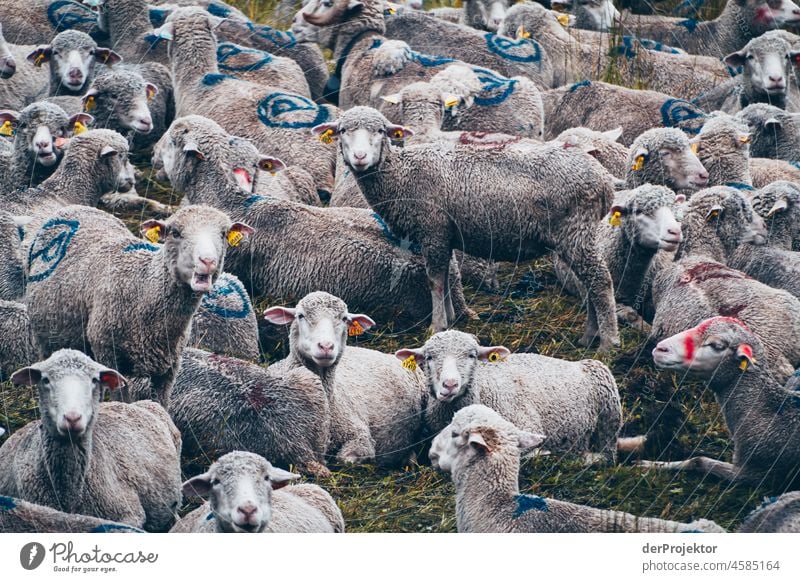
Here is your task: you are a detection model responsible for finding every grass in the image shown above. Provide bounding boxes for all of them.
[0,0,778,533]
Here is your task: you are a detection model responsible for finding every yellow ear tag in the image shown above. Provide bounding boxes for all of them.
[488,351,505,363]
[707,209,720,221]
[34,53,45,67]
[84,96,96,112]
[739,358,748,371]
[144,226,161,243]
[609,211,622,227]
[401,355,417,371]
[319,129,334,144]
[392,129,404,139]
[73,121,87,135]
[348,321,365,337]
[387,6,396,13]
[444,96,459,108]
[739,135,750,144]
[691,142,698,154]
[632,155,645,171]
[227,230,244,247]
[0,121,14,136]
[556,14,570,27]
[517,25,531,39]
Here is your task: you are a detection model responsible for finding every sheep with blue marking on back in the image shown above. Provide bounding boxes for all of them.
[430,405,726,532]
[0,0,101,45]
[214,41,311,98]
[625,128,709,191]
[0,496,145,533]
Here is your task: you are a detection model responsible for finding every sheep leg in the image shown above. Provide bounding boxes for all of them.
[443,267,456,323]
[427,268,449,331]
[616,304,652,334]
[636,457,742,482]
[149,370,177,411]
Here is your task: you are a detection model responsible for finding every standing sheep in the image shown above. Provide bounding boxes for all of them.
[0,350,183,531]
[215,42,311,98]
[0,0,100,45]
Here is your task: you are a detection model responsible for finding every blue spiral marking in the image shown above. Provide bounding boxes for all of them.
[244,22,296,50]
[410,50,455,68]
[0,496,16,512]
[660,99,706,135]
[471,67,517,107]
[201,276,251,319]
[257,92,330,129]
[678,19,698,33]
[568,80,591,93]
[207,2,232,18]
[514,494,548,517]
[47,0,97,32]
[202,73,237,87]
[725,182,754,191]
[123,242,159,253]
[218,43,274,72]
[148,7,168,27]
[484,33,541,64]
[28,218,79,283]
[89,523,144,533]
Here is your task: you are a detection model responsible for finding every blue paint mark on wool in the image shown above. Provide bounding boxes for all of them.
[568,80,591,93]
[257,92,330,129]
[148,7,168,27]
[471,67,517,107]
[514,494,548,517]
[678,19,699,33]
[759,496,780,509]
[372,212,421,253]
[206,512,215,521]
[202,73,237,86]
[47,0,97,33]
[243,195,267,208]
[244,22,296,50]
[484,33,542,63]
[123,242,159,253]
[28,218,79,283]
[218,43,274,72]
[660,99,706,135]
[0,496,16,512]
[89,523,143,533]
[200,276,251,319]
[791,162,800,171]
[725,182,754,191]
[207,3,232,18]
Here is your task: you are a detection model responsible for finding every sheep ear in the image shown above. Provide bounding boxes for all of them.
[99,145,117,158]
[140,219,167,243]
[267,466,301,490]
[705,205,724,221]
[476,346,510,362]
[395,347,424,361]
[0,110,20,133]
[226,222,255,247]
[94,47,122,66]
[258,156,286,173]
[736,343,755,370]
[674,193,687,204]
[10,366,42,386]
[380,93,401,105]
[263,306,297,325]
[764,117,782,130]
[790,51,800,66]
[68,113,94,137]
[723,50,748,69]
[151,22,174,41]
[311,122,340,138]
[347,312,376,334]
[518,431,547,454]
[82,89,99,113]
[602,127,624,142]
[386,124,414,141]
[737,132,750,145]
[441,93,461,109]
[768,197,789,217]
[26,45,52,66]
[98,369,128,391]
[145,83,158,101]
[467,429,492,453]
[182,473,213,499]
[183,141,205,161]
[346,0,365,13]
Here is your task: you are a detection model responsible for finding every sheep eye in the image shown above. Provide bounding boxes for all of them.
[746,54,754,61]
[171,229,182,239]
[451,431,459,438]
[42,377,50,385]
[704,341,725,351]
[425,355,433,361]
[468,353,477,359]
[297,313,305,320]
[342,316,349,323]
[211,478,220,486]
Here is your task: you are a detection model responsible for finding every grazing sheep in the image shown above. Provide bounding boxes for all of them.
[554,185,685,332]
[0,211,27,300]
[738,493,800,532]
[215,42,311,98]
[153,6,337,193]
[650,186,800,381]
[0,300,37,381]
[396,330,621,462]
[169,348,332,477]
[644,317,800,489]
[431,405,726,532]
[625,128,709,191]
[0,0,100,45]
[265,291,427,467]
[499,3,730,99]
[542,81,708,145]
[555,126,628,178]
[736,103,800,160]
[0,496,144,533]
[170,452,344,533]
[316,106,619,348]
[0,350,183,531]
[25,204,253,408]
[694,113,753,187]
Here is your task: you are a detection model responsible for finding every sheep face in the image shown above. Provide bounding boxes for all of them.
[10,349,126,440]
[84,73,157,134]
[628,129,709,191]
[724,36,791,98]
[750,0,800,29]
[573,0,620,32]
[0,25,15,79]
[182,452,299,533]
[611,186,684,252]
[395,331,510,403]
[0,104,74,168]
[652,317,760,380]
[466,0,510,32]
[301,0,363,28]
[264,291,375,369]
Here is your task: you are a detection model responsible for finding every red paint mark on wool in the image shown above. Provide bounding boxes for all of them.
[683,334,695,363]
[755,6,776,24]
[457,132,521,149]
[244,384,273,410]
[739,344,754,360]
[678,263,751,286]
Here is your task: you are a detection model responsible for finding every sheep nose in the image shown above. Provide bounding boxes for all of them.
[35,140,52,151]
[68,68,83,81]
[198,257,217,272]
[318,341,334,354]
[63,412,83,430]
[442,379,459,389]
[237,504,257,519]
[667,227,680,236]
[353,151,367,161]
[769,75,784,83]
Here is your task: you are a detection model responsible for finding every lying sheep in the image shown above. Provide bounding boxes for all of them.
[738,493,800,532]
[736,103,800,160]
[265,291,427,467]
[25,204,253,408]
[644,316,800,489]
[169,348,332,477]
[170,452,344,533]
[431,405,725,532]
[542,81,708,145]
[0,23,49,110]
[0,350,183,531]
[216,42,311,98]
[554,185,685,333]
[316,106,620,348]
[625,128,709,192]
[0,496,144,533]
[650,187,800,381]
[0,300,37,381]
[397,330,621,462]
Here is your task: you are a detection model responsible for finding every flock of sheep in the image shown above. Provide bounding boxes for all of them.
[0,0,800,535]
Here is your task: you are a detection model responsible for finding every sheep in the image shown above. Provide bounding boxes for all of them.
[0,211,27,300]
[650,186,800,381]
[0,102,90,193]
[215,42,311,98]
[0,300,37,381]
[170,452,344,533]
[563,0,620,31]
[396,330,621,463]
[499,2,731,100]
[430,405,726,532]
[738,493,800,532]
[542,81,708,145]
[0,0,101,45]
[152,7,337,194]
[0,24,49,110]
[749,157,800,187]
[316,106,620,348]
[0,496,145,533]
[736,102,800,160]
[730,181,800,299]
[168,348,333,477]
[554,185,685,333]
[555,126,628,177]
[625,128,709,191]
[155,113,474,326]
[432,0,510,32]
[265,291,427,467]
[0,349,183,531]
[619,0,800,57]
[188,272,260,361]
[693,113,753,187]
[643,316,800,489]
[25,204,254,408]
[26,29,121,97]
